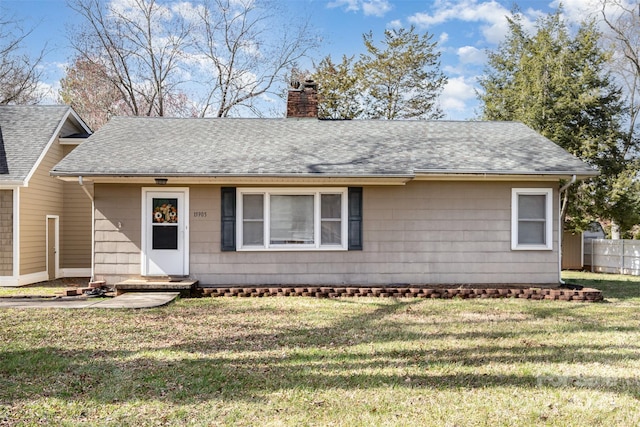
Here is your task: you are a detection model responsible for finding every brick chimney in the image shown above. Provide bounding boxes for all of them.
[286,79,318,118]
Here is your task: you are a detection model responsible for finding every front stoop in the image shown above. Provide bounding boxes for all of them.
[195,286,603,302]
[115,279,198,297]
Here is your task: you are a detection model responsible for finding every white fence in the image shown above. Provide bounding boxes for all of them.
[585,239,640,276]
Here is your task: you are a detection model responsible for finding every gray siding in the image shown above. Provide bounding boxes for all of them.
[93,181,559,285]
[94,185,142,281]
[0,190,12,275]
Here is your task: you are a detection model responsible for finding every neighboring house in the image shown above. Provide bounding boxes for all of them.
[584,222,606,240]
[0,105,92,286]
[51,83,597,286]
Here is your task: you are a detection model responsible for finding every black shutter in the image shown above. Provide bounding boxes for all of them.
[221,187,236,251]
[348,187,363,250]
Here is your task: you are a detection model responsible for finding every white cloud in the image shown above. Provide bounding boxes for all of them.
[407,0,537,45]
[438,32,449,44]
[327,0,360,13]
[440,75,477,113]
[110,0,172,22]
[170,1,205,24]
[408,0,509,27]
[327,0,392,17]
[362,0,392,17]
[53,61,69,74]
[388,19,403,29]
[36,80,59,105]
[550,0,600,25]
[457,45,486,64]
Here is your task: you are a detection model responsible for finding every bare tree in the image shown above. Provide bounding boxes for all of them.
[59,57,126,130]
[194,0,318,117]
[600,0,640,154]
[0,13,45,104]
[68,0,194,117]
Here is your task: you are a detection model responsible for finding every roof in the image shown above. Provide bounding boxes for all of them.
[0,105,90,185]
[51,117,597,179]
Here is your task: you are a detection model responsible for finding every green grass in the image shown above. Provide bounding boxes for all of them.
[562,270,640,302]
[1,272,639,426]
[0,278,89,298]
[0,287,63,297]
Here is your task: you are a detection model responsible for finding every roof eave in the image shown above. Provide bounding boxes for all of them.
[51,172,415,186]
[23,107,85,187]
[0,180,24,188]
[413,169,599,181]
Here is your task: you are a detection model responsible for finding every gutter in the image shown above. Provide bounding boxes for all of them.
[52,170,600,179]
[414,168,599,177]
[559,175,577,193]
[52,171,416,179]
[79,176,96,283]
[78,176,94,201]
[0,180,25,188]
[558,175,577,284]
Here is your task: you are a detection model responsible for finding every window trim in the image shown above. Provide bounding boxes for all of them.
[236,187,349,251]
[511,188,553,251]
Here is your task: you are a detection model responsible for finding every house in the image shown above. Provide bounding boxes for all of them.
[51,83,597,287]
[0,105,92,286]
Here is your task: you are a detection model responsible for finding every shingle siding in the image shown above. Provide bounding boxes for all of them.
[94,184,142,281]
[93,181,559,286]
[0,190,13,275]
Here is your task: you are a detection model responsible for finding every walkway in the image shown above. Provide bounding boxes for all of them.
[0,292,179,309]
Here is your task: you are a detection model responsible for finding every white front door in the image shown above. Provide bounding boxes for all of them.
[142,188,189,276]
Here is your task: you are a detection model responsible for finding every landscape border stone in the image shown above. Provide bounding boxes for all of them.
[194,285,603,302]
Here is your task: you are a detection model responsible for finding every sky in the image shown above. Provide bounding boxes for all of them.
[0,0,610,120]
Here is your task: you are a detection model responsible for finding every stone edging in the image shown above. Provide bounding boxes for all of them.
[196,286,603,302]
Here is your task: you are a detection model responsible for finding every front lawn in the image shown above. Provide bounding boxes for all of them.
[563,270,640,302]
[1,273,639,426]
[0,278,90,298]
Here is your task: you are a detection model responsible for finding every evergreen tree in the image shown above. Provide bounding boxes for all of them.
[356,26,447,120]
[479,10,640,236]
[312,55,362,120]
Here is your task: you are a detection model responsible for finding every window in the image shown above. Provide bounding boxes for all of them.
[511,188,553,250]
[236,188,348,250]
[151,198,179,250]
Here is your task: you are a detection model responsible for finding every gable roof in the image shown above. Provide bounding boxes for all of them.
[51,117,597,180]
[0,105,91,186]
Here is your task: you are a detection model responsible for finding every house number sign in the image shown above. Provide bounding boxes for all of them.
[193,211,208,218]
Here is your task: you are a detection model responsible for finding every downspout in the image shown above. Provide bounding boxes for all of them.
[79,176,95,283]
[558,175,577,284]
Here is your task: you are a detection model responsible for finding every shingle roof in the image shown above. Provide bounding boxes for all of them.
[0,105,73,184]
[51,117,597,178]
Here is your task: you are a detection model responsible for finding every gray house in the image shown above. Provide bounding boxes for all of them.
[51,86,597,286]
